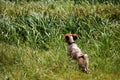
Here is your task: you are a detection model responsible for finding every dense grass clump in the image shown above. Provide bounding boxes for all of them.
[0,0,120,80]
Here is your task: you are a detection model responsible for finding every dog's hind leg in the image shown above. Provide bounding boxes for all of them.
[77,54,89,73]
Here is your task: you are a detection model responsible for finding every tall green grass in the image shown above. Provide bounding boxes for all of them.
[0,0,120,80]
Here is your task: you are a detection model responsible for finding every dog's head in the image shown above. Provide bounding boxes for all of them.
[64,34,78,44]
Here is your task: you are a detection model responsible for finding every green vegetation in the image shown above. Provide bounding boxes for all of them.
[0,0,120,80]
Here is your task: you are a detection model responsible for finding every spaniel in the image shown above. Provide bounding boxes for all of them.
[64,33,89,73]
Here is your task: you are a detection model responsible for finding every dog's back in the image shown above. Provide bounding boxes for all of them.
[67,43,83,59]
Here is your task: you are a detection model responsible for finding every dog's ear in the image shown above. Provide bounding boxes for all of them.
[64,35,69,42]
[72,34,78,41]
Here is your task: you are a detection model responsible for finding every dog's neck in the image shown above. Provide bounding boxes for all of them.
[67,42,75,45]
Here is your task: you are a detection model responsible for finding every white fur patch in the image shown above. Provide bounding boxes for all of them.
[69,36,74,43]
[84,54,88,58]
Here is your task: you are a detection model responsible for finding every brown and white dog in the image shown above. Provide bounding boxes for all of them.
[64,33,89,73]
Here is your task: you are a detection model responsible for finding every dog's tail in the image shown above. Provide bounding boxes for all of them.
[84,54,89,64]
[84,54,88,59]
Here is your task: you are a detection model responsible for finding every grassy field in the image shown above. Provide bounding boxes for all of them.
[0,0,120,80]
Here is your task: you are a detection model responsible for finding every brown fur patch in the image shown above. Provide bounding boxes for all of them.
[64,34,78,42]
